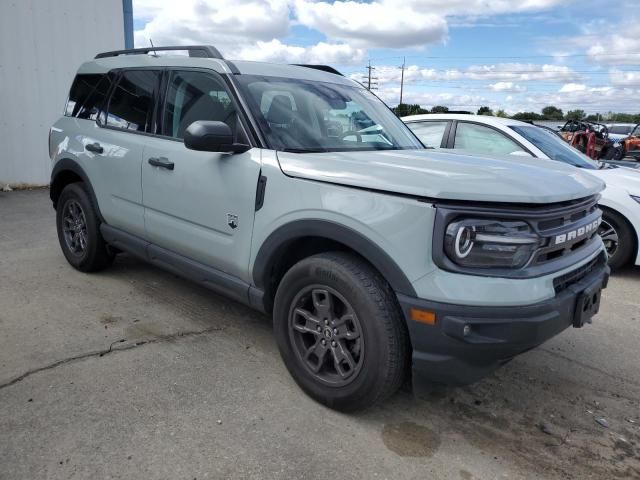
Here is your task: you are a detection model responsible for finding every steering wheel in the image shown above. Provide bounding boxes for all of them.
[340,130,362,143]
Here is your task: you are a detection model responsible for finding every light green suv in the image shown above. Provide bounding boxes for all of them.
[50,45,609,411]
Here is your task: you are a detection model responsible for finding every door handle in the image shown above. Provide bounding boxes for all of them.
[85,142,103,154]
[148,157,174,170]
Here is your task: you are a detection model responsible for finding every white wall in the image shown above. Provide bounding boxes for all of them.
[0,0,125,185]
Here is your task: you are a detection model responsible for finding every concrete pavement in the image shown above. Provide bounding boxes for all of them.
[1,189,639,479]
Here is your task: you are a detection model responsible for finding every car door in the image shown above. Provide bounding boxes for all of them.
[451,121,528,156]
[90,69,161,238]
[405,120,450,148]
[141,69,261,281]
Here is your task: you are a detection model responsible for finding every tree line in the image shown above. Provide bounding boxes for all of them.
[392,103,640,123]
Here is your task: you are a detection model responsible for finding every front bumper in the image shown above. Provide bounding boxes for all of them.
[398,254,610,390]
[626,149,640,159]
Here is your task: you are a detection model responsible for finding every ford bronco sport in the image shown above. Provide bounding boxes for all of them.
[50,45,609,411]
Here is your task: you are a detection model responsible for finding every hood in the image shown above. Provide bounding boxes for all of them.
[608,133,628,143]
[276,149,605,204]
[588,165,640,195]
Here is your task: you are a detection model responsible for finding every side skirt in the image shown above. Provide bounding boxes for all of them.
[100,224,267,313]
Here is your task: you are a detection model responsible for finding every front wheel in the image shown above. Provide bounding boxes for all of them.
[613,146,625,161]
[599,208,635,269]
[273,252,410,411]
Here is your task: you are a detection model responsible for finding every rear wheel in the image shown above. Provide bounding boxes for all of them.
[273,252,410,411]
[599,208,635,269]
[56,183,114,272]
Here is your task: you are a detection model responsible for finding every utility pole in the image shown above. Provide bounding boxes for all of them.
[399,56,405,106]
[365,61,378,90]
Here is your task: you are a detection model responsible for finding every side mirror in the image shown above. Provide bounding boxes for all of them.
[183,120,250,154]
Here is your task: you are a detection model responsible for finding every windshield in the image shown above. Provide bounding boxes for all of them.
[510,125,598,170]
[609,125,634,135]
[235,75,422,152]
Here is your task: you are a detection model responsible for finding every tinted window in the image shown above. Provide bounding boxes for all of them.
[454,122,525,155]
[608,125,633,135]
[65,74,114,119]
[510,126,597,169]
[105,70,160,132]
[162,71,236,139]
[406,121,448,148]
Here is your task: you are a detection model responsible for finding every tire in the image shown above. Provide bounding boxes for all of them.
[56,182,114,272]
[602,147,615,160]
[273,252,410,411]
[599,208,635,270]
[613,147,625,161]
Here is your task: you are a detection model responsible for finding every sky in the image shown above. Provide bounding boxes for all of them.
[132,0,640,115]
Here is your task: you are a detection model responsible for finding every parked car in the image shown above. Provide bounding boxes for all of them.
[50,46,609,411]
[403,114,640,268]
[558,120,615,160]
[606,123,635,139]
[613,124,640,161]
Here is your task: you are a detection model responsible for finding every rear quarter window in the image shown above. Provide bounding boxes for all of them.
[65,74,112,119]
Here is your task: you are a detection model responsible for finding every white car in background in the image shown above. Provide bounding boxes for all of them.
[403,114,640,269]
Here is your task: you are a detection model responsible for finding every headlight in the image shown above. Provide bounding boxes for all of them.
[444,219,541,269]
[631,195,640,205]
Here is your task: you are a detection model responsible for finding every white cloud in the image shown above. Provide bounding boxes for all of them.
[133,0,367,66]
[133,0,572,67]
[293,0,567,49]
[294,0,447,49]
[520,85,638,114]
[393,0,566,16]
[351,63,578,87]
[609,69,640,87]
[558,83,586,93]
[488,82,526,92]
[376,86,495,111]
[236,40,365,65]
[586,21,640,65]
[464,63,578,82]
[134,0,290,46]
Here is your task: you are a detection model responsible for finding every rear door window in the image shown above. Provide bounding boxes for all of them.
[105,70,161,132]
[406,121,448,148]
[454,122,525,155]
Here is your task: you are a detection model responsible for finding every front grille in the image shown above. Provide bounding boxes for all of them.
[529,195,601,266]
[553,253,605,293]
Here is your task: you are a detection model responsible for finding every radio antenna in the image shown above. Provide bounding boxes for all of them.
[149,38,157,56]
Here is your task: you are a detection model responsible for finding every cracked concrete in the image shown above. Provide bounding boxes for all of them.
[1,189,640,480]
[0,325,225,391]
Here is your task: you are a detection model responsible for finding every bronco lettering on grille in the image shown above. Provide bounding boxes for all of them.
[553,219,600,246]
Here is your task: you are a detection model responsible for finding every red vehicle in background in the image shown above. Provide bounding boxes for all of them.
[559,120,615,160]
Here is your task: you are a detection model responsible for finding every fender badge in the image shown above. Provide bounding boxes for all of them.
[227,214,238,229]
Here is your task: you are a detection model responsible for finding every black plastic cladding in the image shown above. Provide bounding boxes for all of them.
[432,195,603,279]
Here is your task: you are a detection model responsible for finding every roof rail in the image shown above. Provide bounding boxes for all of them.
[95,45,224,59]
[292,64,343,76]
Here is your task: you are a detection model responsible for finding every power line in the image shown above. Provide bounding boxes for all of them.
[369,52,640,61]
